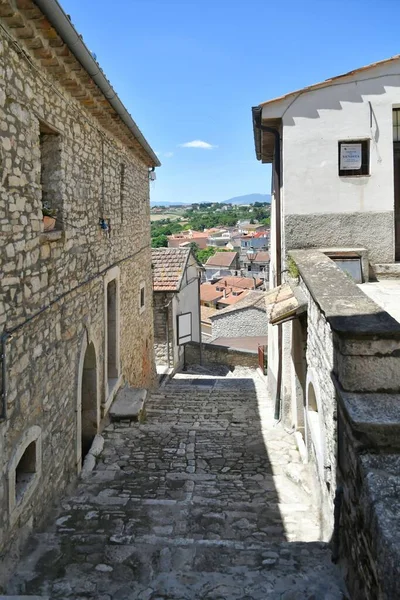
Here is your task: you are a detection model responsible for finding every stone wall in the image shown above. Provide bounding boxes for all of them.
[210,307,268,341]
[0,8,156,580]
[153,292,174,366]
[186,342,258,369]
[287,249,400,597]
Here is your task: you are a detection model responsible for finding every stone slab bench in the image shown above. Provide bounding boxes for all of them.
[109,386,147,421]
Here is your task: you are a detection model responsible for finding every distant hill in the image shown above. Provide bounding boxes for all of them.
[222,194,271,205]
[150,193,271,207]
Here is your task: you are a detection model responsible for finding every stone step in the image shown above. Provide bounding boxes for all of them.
[109,386,147,421]
[373,263,400,279]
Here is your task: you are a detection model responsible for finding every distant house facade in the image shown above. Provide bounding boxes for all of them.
[0,0,159,574]
[152,248,202,371]
[253,55,400,598]
[210,291,268,343]
[204,251,239,280]
[239,251,270,281]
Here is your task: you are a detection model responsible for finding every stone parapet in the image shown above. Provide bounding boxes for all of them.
[185,341,258,370]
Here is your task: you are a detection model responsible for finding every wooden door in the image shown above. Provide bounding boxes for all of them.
[394,145,400,261]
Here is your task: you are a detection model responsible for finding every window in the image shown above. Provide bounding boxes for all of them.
[39,122,62,231]
[139,282,146,314]
[8,426,42,521]
[120,163,125,222]
[393,108,400,141]
[338,140,370,177]
[107,279,118,381]
[15,441,36,504]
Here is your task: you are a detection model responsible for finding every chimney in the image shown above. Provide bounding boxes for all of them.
[253,276,256,290]
[223,289,227,298]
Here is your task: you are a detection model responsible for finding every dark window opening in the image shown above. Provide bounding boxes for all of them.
[120,163,125,222]
[39,122,62,230]
[15,441,36,503]
[140,286,145,308]
[338,139,370,177]
[393,108,400,142]
[107,279,118,382]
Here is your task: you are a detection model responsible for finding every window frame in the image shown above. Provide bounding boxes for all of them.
[338,139,370,177]
[139,281,146,314]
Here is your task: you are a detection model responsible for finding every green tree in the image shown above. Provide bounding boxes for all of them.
[152,235,168,248]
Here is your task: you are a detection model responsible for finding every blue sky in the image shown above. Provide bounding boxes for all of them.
[62,0,400,204]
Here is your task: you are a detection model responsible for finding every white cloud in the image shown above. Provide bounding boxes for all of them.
[164,151,174,158]
[179,140,217,149]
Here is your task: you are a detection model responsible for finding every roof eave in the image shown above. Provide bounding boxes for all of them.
[34,0,160,167]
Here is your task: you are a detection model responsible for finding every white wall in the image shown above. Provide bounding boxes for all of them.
[172,255,201,366]
[262,61,400,217]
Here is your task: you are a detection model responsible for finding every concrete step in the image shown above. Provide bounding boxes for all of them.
[373,263,400,279]
[109,386,147,421]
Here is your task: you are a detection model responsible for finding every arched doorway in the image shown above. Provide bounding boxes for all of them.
[80,342,98,465]
[306,377,324,480]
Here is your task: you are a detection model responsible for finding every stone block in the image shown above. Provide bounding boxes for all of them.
[109,387,147,421]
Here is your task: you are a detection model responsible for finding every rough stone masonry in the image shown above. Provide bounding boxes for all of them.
[0,0,158,581]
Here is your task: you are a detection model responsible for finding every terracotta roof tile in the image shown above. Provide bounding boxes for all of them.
[205,252,238,268]
[200,285,224,302]
[152,248,190,292]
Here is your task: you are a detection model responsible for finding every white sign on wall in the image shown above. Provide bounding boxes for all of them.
[177,312,192,345]
[340,143,362,170]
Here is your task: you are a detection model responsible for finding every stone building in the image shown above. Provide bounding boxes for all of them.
[210,291,267,341]
[253,55,400,598]
[152,248,202,372]
[0,0,159,577]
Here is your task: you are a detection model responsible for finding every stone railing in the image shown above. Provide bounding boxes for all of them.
[185,341,258,369]
[289,249,400,600]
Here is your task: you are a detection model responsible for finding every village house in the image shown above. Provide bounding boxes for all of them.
[167,230,209,249]
[239,250,270,281]
[0,0,159,576]
[152,248,202,373]
[204,251,239,280]
[253,55,400,598]
[200,276,262,312]
[208,291,268,352]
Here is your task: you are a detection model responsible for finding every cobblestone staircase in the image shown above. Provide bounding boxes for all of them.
[5,368,347,600]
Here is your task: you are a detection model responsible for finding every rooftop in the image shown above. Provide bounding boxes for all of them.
[152,248,191,292]
[200,306,218,324]
[210,291,266,318]
[200,285,224,303]
[205,252,238,268]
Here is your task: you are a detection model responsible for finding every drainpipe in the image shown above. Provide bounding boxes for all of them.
[1,332,10,420]
[253,107,282,420]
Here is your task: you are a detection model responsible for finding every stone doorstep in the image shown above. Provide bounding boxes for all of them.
[339,390,400,449]
[109,386,147,421]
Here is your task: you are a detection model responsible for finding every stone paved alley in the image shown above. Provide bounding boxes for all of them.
[6,367,347,599]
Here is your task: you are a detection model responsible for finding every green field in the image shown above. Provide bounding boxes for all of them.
[150,212,183,222]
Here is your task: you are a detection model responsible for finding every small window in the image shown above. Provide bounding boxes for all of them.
[393,108,400,142]
[15,441,36,504]
[139,282,146,314]
[120,163,125,222]
[338,140,370,177]
[39,121,62,231]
